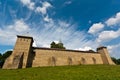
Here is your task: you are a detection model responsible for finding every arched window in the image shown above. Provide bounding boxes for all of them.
[51,56,56,66]
[68,57,72,65]
[92,57,96,64]
[81,57,86,64]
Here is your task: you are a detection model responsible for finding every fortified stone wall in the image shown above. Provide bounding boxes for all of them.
[32,48,103,67]
[2,35,115,69]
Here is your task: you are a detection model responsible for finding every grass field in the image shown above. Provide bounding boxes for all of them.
[0,65,120,80]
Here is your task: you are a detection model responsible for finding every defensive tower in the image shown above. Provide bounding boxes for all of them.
[97,46,115,65]
[3,35,33,69]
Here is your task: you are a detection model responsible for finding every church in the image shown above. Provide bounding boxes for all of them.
[3,35,115,69]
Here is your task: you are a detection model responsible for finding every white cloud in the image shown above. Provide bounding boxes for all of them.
[107,44,120,58]
[20,1,53,24]
[64,1,72,5]
[58,20,70,27]
[29,20,97,50]
[97,29,120,43]
[43,15,53,22]
[77,46,92,51]
[20,0,52,15]
[20,0,35,10]
[8,20,30,32]
[88,22,104,34]
[35,2,52,15]
[33,40,37,47]
[0,19,31,45]
[20,0,31,5]
[28,2,35,10]
[106,12,120,26]
[0,18,96,51]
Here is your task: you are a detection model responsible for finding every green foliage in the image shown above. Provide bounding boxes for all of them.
[0,65,120,80]
[50,41,66,49]
[111,57,120,65]
[0,53,2,62]
[0,53,2,58]
[50,41,56,48]
[0,51,12,68]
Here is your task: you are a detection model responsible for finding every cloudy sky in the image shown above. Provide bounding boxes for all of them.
[0,0,120,58]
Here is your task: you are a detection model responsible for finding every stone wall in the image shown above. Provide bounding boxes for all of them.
[2,35,115,69]
[32,48,103,67]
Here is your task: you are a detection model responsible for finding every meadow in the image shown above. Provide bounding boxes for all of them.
[0,65,120,80]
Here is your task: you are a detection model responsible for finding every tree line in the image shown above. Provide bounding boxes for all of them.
[111,57,120,65]
[0,51,12,68]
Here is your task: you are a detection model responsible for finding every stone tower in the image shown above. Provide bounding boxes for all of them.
[97,46,115,65]
[2,35,33,69]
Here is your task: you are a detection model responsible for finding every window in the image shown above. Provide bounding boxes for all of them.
[81,57,86,64]
[51,56,56,66]
[68,57,72,65]
[92,57,96,64]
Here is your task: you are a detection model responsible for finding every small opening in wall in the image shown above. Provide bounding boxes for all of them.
[92,57,96,64]
[68,57,72,65]
[81,57,86,64]
[19,38,22,41]
[51,56,56,66]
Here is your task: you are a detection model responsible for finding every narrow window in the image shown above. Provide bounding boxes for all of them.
[92,57,96,64]
[81,57,86,64]
[51,56,56,66]
[68,57,72,65]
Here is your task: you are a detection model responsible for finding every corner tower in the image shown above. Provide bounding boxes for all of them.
[3,35,33,69]
[97,46,115,65]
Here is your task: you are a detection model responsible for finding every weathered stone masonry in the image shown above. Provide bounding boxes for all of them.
[2,35,115,69]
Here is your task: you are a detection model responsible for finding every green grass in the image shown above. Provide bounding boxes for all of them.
[0,65,120,80]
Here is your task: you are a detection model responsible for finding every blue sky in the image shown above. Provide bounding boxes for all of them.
[0,0,120,58]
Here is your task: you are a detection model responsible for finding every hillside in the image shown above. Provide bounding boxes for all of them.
[0,65,120,80]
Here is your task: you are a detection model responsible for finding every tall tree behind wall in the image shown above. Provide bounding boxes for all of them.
[0,51,12,68]
[50,41,66,49]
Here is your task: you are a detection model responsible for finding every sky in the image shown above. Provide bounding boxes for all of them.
[0,0,120,58]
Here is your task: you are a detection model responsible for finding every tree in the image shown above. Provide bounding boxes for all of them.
[117,59,120,65]
[0,53,2,57]
[50,41,66,49]
[111,57,117,64]
[111,57,120,65]
[0,53,2,61]
[57,42,65,49]
[0,51,12,68]
[50,41,56,48]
